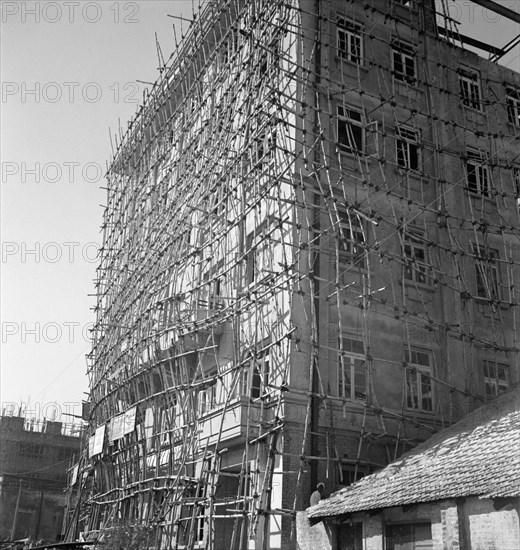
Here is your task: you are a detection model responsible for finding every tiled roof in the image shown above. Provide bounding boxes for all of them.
[308,389,520,519]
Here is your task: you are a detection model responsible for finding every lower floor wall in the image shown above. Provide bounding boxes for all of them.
[0,477,66,542]
[297,497,520,550]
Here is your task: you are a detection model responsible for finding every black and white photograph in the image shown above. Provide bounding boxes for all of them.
[1,1,519,548]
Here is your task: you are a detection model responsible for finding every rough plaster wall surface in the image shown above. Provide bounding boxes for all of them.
[465,497,520,550]
[296,511,332,550]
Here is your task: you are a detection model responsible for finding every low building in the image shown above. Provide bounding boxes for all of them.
[299,388,520,550]
[0,414,83,542]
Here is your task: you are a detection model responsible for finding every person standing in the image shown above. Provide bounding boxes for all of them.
[310,482,324,506]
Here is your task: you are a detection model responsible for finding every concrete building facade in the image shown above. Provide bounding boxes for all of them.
[70,1,520,548]
[0,414,82,542]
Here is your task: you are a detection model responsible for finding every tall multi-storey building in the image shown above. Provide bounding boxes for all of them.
[69,1,520,548]
[0,413,82,542]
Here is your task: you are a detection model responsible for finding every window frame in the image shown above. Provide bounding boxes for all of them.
[458,68,483,111]
[392,42,416,85]
[483,360,509,398]
[514,167,520,211]
[473,244,500,300]
[251,350,271,400]
[336,207,367,270]
[385,522,433,550]
[337,521,363,550]
[396,126,420,171]
[245,217,274,286]
[403,229,430,285]
[466,150,490,197]
[338,337,366,401]
[337,105,365,155]
[336,18,363,65]
[405,348,433,412]
[506,86,520,127]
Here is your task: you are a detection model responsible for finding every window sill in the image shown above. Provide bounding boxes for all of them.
[337,148,373,163]
[393,79,422,95]
[467,192,497,206]
[459,105,486,115]
[475,297,512,311]
[333,56,368,72]
[404,279,436,293]
[396,167,424,179]
[337,398,367,409]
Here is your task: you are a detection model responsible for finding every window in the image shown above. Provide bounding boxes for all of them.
[245,218,273,285]
[514,167,520,210]
[201,260,224,310]
[405,348,433,412]
[337,18,362,64]
[198,384,216,416]
[404,230,430,285]
[195,483,206,542]
[338,337,366,401]
[220,28,239,65]
[392,42,416,84]
[466,151,490,197]
[483,361,509,398]
[459,69,482,111]
[396,126,420,170]
[506,87,520,126]
[338,522,363,550]
[474,245,500,300]
[339,465,372,486]
[386,523,433,550]
[251,350,270,400]
[337,208,367,270]
[337,106,364,154]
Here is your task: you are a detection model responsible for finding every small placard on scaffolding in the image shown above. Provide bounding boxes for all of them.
[123,406,137,435]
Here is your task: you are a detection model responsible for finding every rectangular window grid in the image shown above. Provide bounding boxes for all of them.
[483,361,509,398]
[474,244,499,300]
[506,87,520,126]
[405,348,433,412]
[392,43,416,84]
[396,126,420,170]
[466,151,490,197]
[404,230,430,284]
[386,522,433,550]
[338,337,366,401]
[459,69,482,111]
[337,106,364,154]
[337,18,362,64]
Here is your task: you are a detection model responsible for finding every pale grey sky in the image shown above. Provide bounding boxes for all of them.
[0,0,518,422]
[1,0,196,421]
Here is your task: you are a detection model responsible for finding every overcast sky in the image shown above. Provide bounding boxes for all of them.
[1,0,518,424]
